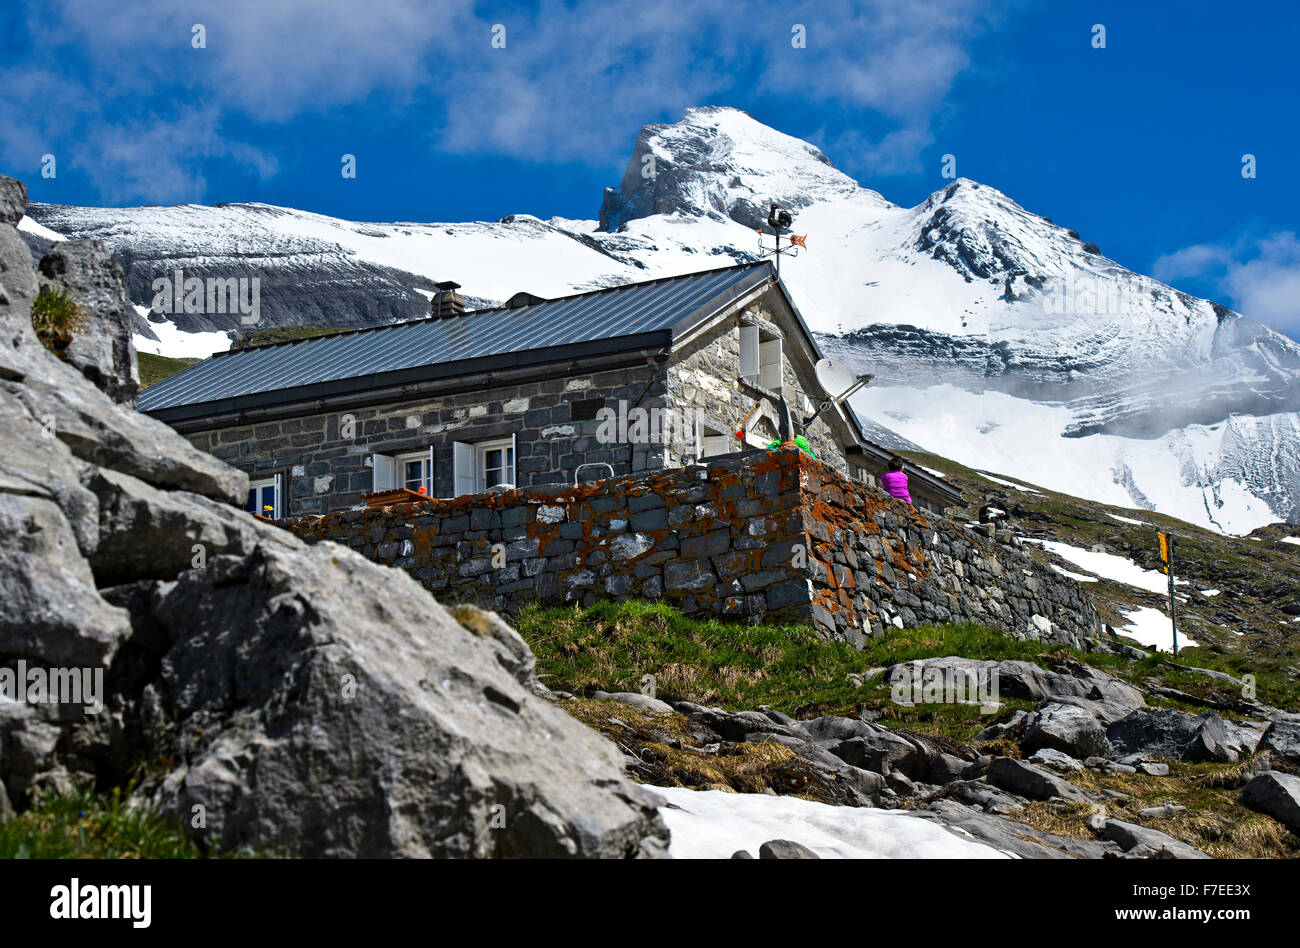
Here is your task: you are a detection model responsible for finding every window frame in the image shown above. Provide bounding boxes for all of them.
[245,475,282,519]
[395,449,433,494]
[474,437,516,492]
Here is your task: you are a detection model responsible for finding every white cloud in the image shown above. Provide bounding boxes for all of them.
[2,0,994,201]
[1154,231,1300,338]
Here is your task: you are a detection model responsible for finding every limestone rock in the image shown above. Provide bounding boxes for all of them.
[1101,818,1209,859]
[135,541,667,857]
[1107,708,1239,763]
[1023,701,1111,760]
[0,175,26,226]
[591,690,673,714]
[1258,720,1300,767]
[985,756,1089,802]
[1238,771,1300,834]
[38,240,139,404]
[759,838,819,859]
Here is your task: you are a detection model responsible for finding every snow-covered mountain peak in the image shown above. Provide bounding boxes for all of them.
[19,107,1300,532]
[598,106,889,232]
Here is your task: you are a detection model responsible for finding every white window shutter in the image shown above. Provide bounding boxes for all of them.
[702,434,730,458]
[428,445,435,494]
[759,337,782,389]
[453,441,475,497]
[273,472,284,519]
[371,453,396,491]
[506,432,517,488]
[739,325,759,380]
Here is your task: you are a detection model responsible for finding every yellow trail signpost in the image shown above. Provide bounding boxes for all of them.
[1157,530,1178,655]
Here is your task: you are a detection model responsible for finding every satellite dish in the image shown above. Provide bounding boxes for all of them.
[814,358,858,402]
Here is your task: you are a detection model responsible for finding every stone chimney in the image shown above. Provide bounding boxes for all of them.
[431,281,466,319]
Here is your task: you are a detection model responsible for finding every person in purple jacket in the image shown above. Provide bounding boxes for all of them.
[881,456,912,504]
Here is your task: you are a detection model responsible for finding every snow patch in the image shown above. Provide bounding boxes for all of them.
[131,306,232,359]
[979,472,1040,493]
[1050,564,1098,583]
[655,786,1010,859]
[18,215,66,242]
[1025,539,1176,596]
[1116,605,1197,652]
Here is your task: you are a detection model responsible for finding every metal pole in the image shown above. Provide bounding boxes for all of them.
[1167,534,1178,655]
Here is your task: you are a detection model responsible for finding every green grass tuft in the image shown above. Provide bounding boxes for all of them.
[30,286,87,356]
[0,787,205,859]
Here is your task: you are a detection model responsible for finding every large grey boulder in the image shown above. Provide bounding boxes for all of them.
[137,540,669,857]
[1238,771,1300,834]
[985,756,1090,802]
[0,488,132,668]
[886,657,1145,726]
[1101,819,1210,859]
[1107,709,1239,763]
[38,239,139,404]
[1258,720,1300,767]
[759,839,820,859]
[1023,701,1111,760]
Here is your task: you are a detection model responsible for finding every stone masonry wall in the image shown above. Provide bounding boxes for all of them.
[182,362,668,516]
[285,448,1103,649]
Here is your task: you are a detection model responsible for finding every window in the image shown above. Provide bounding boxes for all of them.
[372,447,433,494]
[477,439,514,490]
[697,421,731,459]
[452,435,517,496]
[739,325,782,390]
[244,475,282,518]
[396,450,431,493]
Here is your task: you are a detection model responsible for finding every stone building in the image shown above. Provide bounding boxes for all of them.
[140,262,961,517]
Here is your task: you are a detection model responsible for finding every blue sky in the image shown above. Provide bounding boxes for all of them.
[2,0,1298,338]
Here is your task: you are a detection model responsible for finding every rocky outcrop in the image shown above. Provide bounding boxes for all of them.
[1022,702,1112,760]
[1100,819,1210,859]
[0,175,669,858]
[1258,720,1300,769]
[37,239,139,404]
[1107,709,1242,763]
[0,176,25,226]
[1238,771,1300,834]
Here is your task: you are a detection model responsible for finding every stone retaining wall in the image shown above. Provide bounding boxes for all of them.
[286,448,1104,649]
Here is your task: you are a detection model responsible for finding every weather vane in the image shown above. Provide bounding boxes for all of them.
[755,203,807,275]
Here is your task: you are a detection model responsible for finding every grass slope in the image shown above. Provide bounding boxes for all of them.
[137,352,199,388]
[521,601,1300,858]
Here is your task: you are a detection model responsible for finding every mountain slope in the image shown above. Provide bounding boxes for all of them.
[20,106,1300,532]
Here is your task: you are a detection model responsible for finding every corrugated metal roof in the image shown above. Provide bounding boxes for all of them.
[139,261,772,415]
